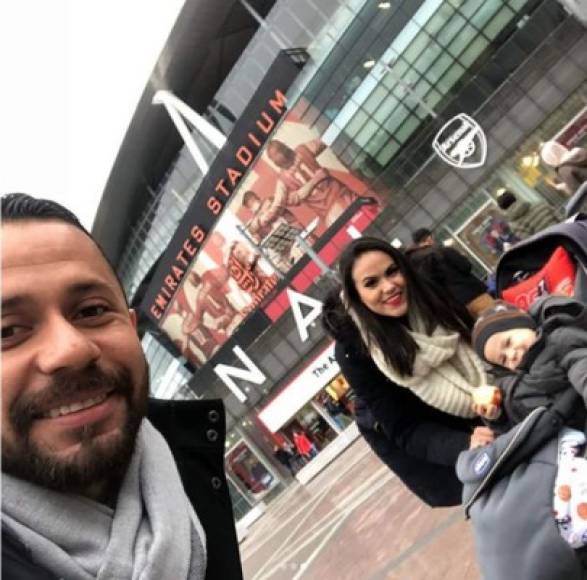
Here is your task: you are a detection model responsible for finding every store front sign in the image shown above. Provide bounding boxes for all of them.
[432,113,487,169]
[257,343,338,432]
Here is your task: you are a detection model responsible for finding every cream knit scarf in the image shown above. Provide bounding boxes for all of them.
[350,308,487,418]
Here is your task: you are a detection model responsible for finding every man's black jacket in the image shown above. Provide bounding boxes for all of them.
[2,398,243,580]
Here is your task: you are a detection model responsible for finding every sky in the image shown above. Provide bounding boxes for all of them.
[0,1,184,229]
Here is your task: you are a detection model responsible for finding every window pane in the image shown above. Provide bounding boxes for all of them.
[436,14,466,46]
[374,96,400,124]
[458,36,489,67]
[470,0,501,30]
[458,0,485,19]
[383,103,410,133]
[383,57,410,87]
[403,32,431,64]
[447,24,477,58]
[413,42,443,74]
[425,89,443,109]
[395,115,420,144]
[344,109,369,137]
[414,77,432,96]
[485,6,514,40]
[364,128,392,157]
[355,119,381,148]
[425,52,454,84]
[364,85,389,114]
[425,4,456,37]
[437,62,465,95]
[376,138,401,165]
[509,0,528,11]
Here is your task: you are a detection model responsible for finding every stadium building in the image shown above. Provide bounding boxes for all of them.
[92,0,587,527]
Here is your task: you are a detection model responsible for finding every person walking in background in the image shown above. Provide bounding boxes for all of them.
[273,444,296,476]
[293,430,316,460]
[496,188,559,239]
[407,234,494,318]
[411,227,435,248]
[540,140,587,196]
[323,395,348,430]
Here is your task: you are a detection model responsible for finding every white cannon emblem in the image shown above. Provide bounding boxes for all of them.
[432,113,487,169]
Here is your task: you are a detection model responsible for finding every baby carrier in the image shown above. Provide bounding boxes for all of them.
[458,183,587,579]
[495,182,587,308]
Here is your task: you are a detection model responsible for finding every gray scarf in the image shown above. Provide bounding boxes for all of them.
[2,420,206,580]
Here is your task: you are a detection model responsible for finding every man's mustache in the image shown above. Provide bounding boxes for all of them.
[10,364,133,435]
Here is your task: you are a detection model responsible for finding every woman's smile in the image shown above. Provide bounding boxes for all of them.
[352,250,408,317]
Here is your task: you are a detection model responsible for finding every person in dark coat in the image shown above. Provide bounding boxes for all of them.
[273,444,296,476]
[322,286,492,508]
[1,194,242,580]
[496,189,559,240]
[406,242,494,318]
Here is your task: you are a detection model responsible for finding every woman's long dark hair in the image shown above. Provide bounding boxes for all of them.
[338,237,473,377]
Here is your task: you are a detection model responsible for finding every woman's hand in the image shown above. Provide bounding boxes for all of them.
[469,426,495,449]
[472,402,502,421]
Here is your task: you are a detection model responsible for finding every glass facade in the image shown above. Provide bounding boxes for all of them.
[109,0,587,522]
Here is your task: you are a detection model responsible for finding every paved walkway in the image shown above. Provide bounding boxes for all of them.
[240,438,480,580]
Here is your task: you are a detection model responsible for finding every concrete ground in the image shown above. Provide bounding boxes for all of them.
[240,438,480,580]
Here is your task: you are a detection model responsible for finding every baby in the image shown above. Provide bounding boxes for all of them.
[471,297,587,427]
[472,296,587,548]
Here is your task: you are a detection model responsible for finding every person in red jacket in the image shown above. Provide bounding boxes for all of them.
[293,430,316,460]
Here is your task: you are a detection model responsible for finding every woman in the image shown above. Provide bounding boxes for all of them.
[322,237,494,506]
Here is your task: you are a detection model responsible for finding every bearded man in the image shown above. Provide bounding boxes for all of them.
[1,194,242,580]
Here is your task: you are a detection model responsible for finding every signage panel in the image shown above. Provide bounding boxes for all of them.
[258,343,338,432]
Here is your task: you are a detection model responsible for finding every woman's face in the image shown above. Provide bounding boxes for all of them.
[351,250,408,317]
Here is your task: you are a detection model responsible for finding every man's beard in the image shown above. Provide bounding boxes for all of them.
[2,362,149,495]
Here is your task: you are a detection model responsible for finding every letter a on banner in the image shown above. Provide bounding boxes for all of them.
[152,90,227,175]
[214,346,267,403]
[287,288,323,342]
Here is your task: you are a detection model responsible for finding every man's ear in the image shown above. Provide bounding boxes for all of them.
[129,309,138,330]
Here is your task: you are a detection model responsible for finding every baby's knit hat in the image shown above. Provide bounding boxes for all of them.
[472,300,536,360]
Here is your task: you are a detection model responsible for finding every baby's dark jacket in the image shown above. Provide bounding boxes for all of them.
[488,295,587,431]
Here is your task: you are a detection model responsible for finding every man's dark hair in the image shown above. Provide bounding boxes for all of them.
[1,193,127,303]
[242,190,259,208]
[2,193,89,234]
[496,189,517,210]
[412,227,432,244]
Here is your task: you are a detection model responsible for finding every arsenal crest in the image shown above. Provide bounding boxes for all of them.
[432,113,487,169]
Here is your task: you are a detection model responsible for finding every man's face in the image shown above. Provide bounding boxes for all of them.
[232,241,257,269]
[246,196,261,213]
[484,327,538,370]
[418,235,434,248]
[268,141,294,169]
[1,220,148,494]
